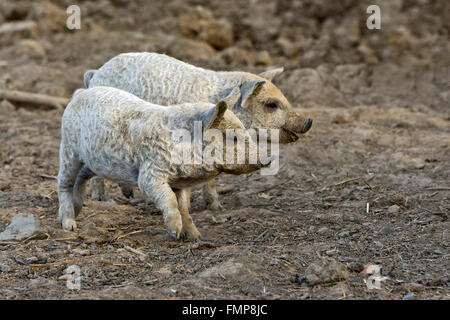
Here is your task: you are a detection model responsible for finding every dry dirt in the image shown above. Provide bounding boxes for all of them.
[0,0,449,299]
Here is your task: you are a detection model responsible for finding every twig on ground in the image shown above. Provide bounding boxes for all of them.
[29,259,74,268]
[38,174,57,180]
[333,177,362,186]
[0,89,69,109]
[112,229,143,242]
[426,187,450,191]
[124,245,146,257]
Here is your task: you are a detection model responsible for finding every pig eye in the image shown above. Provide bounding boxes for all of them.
[265,101,278,109]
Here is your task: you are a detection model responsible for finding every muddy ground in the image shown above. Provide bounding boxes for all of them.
[0,0,449,299]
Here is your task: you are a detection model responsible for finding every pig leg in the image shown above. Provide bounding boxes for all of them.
[57,145,82,231]
[138,174,182,239]
[203,179,223,211]
[89,176,107,201]
[176,188,202,240]
[73,166,95,216]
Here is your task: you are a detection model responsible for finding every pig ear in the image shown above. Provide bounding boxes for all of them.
[258,67,284,81]
[240,80,266,107]
[201,101,228,129]
[222,86,241,109]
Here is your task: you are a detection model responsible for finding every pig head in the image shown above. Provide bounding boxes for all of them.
[232,67,313,144]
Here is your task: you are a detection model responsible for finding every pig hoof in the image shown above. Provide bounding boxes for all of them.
[167,230,180,240]
[167,218,182,240]
[207,201,224,211]
[181,227,202,241]
[191,231,203,241]
[62,218,77,231]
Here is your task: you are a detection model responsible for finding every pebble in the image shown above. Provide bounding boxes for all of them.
[0,213,42,241]
[338,231,350,238]
[374,241,384,248]
[402,292,415,300]
[294,274,307,285]
[153,267,173,279]
[388,205,400,214]
[317,227,329,234]
[0,264,10,272]
[269,259,279,266]
[378,225,393,235]
[304,257,349,285]
[72,248,91,256]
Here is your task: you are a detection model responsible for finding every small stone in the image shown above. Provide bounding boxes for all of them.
[378,225,393,235]
[144,279,158,285]
[168,37,215,62]
[374,241,384,248]
[276,37,301,58]
[179,6,214,37]
[294,274,307,285]
[179,6,233,50]
[26,256,40,264]
[217,47,255,66]
[304,257,349,286]
[72,248,91,256]
[199,19,233,50]
[347,261,364,272]
[332,112,350,124]
[269,259,279,266]
[340,257,354,263]
[381,266,392,276]
[415,164,425,169]
[0,213,42,242]
[0,264,10,272]
[153,267,172,279]
[338,231,350,238]
[255,51,273,66]
[317,227,329,235]
[388,205,400,214]
[325,248,339,256]
[402,292,415,300]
